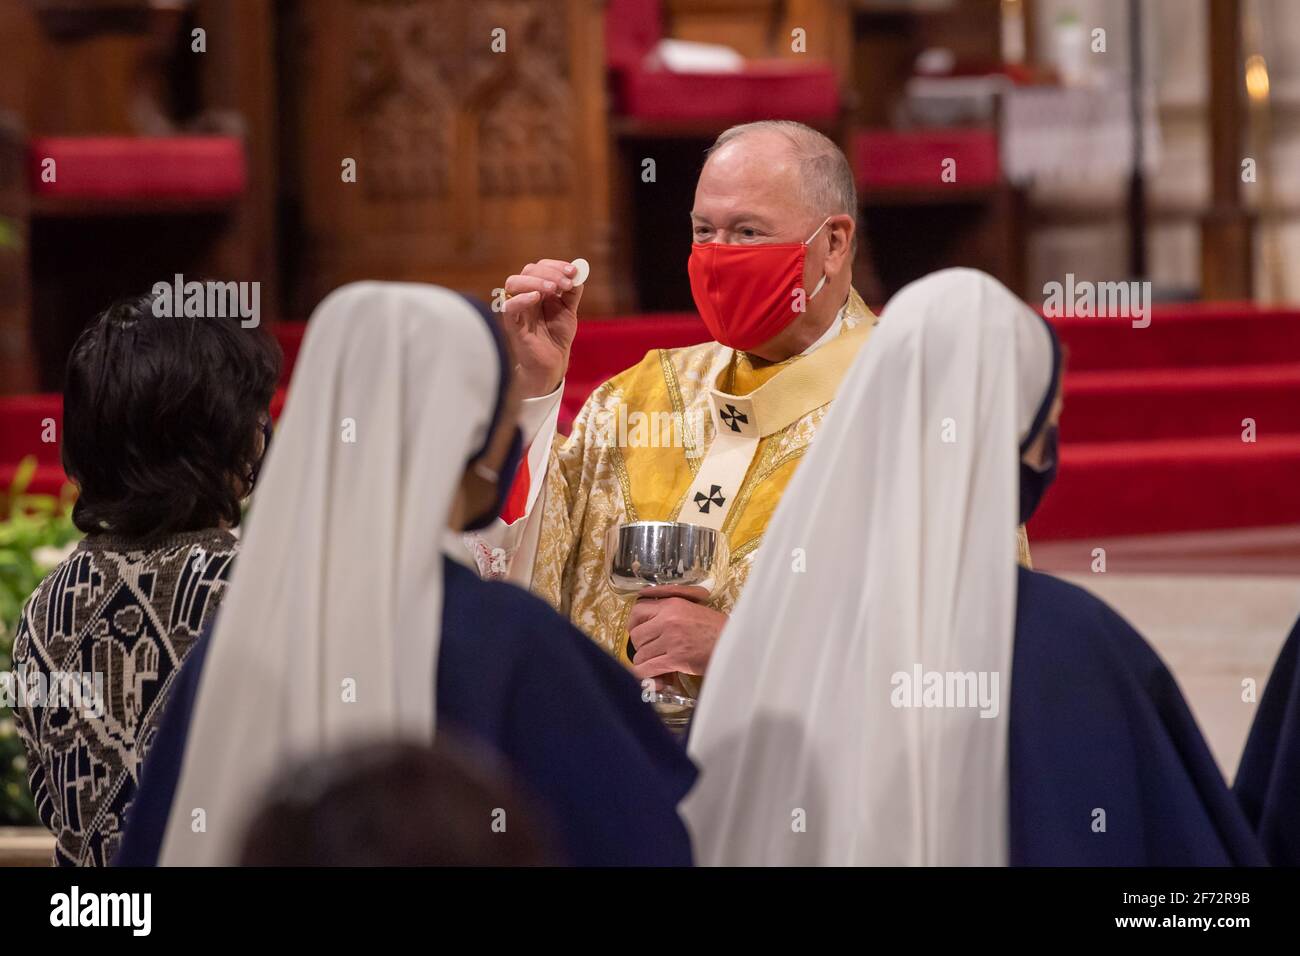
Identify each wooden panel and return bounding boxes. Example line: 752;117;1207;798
664;0;851;73
5;1;278;387
0;117;35;394
0;3;34;391
0;4;39;121
192;0;279;320
785;0;854;78
850;0;1001;127
1201;0;1253;297
27;0;151;35
20;14;160;135
665;0;782;57
284;0;615;318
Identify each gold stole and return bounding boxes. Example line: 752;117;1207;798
678;322;872;530
616;325;870;528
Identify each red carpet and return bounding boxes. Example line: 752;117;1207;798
1035;304;1300;540
3;303;1298;541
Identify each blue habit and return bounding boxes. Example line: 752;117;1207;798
1009;567;1266;866
117;556;697;866
1234;613;1300;865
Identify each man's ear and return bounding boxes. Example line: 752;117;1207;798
826;214;855;271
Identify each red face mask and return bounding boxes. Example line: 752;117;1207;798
688;218;830;352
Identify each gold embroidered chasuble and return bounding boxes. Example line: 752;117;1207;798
529;287;1032;662
529;289;873;661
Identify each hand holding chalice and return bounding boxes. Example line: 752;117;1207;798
605;521;730;734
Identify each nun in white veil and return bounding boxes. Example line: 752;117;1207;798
681;268;1264;867
119;282;696;867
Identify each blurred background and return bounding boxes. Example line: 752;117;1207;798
2;2;1299;371
0;0;1299;832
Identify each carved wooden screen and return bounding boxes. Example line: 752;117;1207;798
285;0;616;317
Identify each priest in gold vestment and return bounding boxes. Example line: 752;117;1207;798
466;121;1029;687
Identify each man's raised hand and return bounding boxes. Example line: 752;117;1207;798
501;259;582;398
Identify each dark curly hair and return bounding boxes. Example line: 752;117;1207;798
62;293;282;538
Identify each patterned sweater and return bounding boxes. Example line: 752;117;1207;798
10;529;237;865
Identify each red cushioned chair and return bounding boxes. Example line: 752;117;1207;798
28;136;246;204
8;2;270;395
19;133;253;391
0;394;66;498
17;132;255;390
855;128;1000;190
605;0;841;127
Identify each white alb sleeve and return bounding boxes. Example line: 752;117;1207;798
461;380;564;583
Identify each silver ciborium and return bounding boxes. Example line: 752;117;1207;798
605;521;730;732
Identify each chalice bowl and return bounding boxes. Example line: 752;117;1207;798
605;521;730;734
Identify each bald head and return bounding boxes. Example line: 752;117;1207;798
707;121;857;223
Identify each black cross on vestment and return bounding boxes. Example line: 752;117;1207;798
719;403;749;433
695;484;726;514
